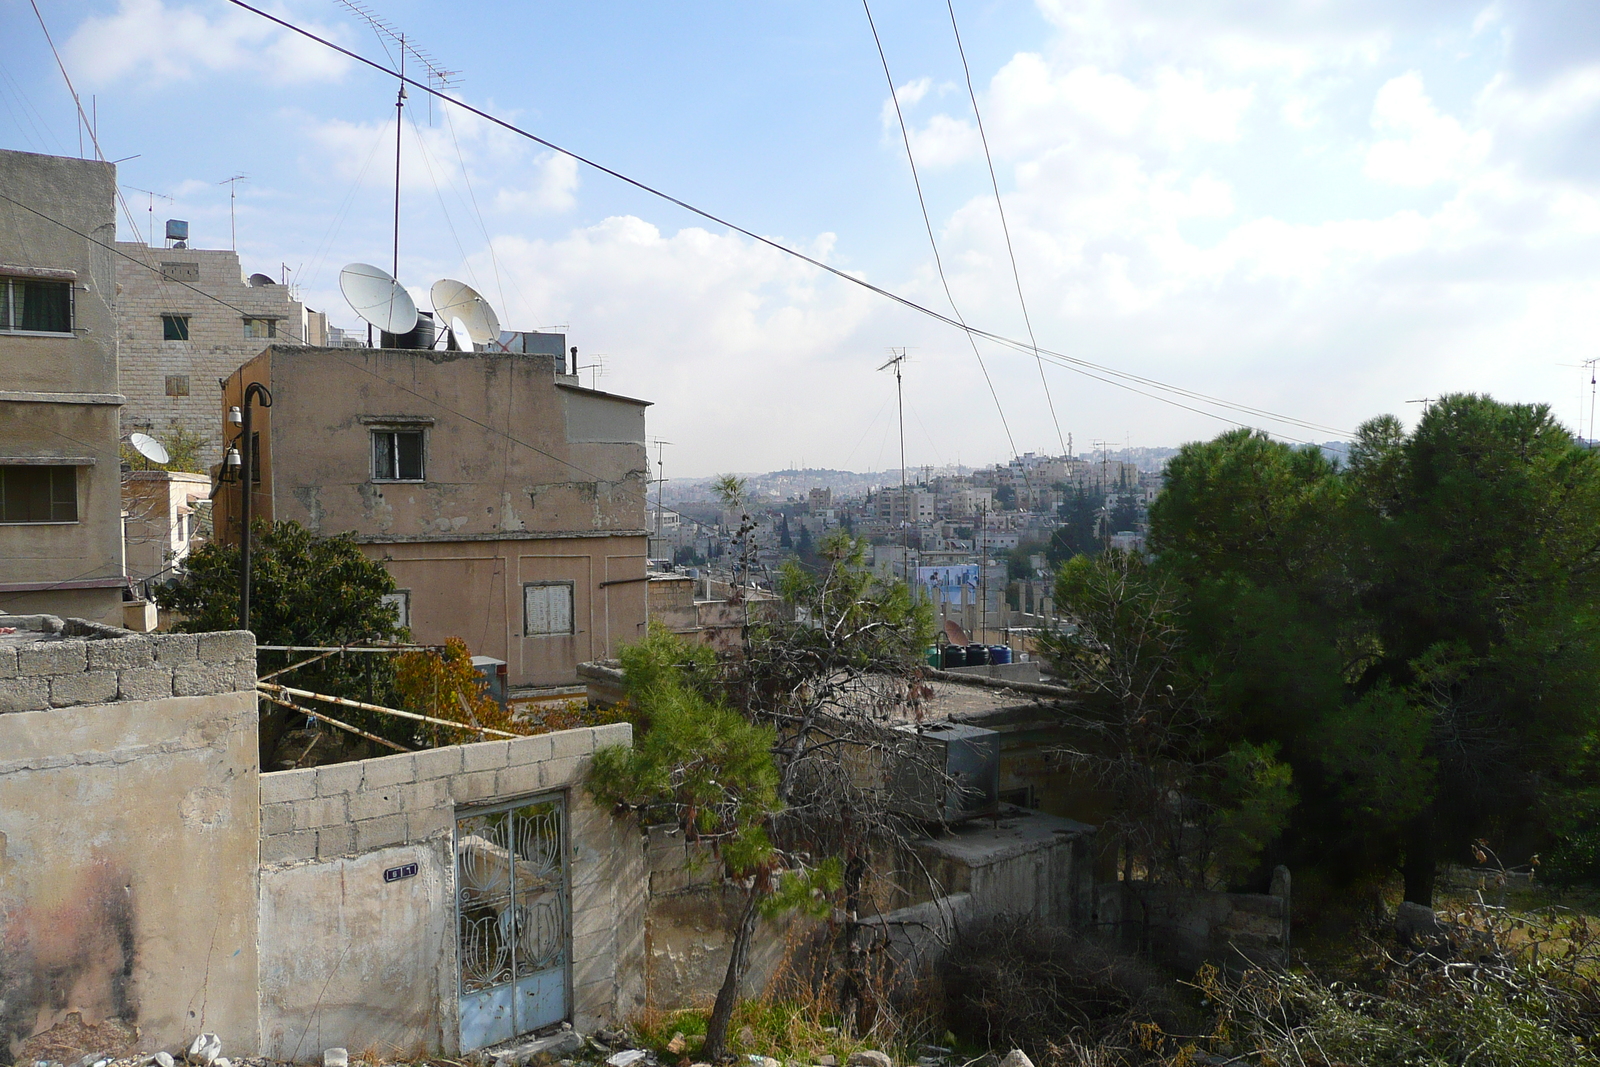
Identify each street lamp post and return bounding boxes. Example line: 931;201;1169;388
229;382;272;632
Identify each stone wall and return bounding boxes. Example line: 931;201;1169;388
0;615;256;713
256;723;646;1060
0;619;260;1063
1096;867;1292;973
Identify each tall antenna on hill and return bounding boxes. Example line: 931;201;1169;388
879;349;910;581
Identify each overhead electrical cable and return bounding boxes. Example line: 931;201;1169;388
860;0;1021;464
29;0;144;241
946;0;1066;458
224;0;1353;444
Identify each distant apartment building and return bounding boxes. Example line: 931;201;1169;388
873;486;935;526
215;338;650;687
944;486;995;519
0;149;126;624
123;469;210;586
114;240;308;468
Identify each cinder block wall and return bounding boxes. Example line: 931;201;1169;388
0;617;260;1061
256;723;646;1060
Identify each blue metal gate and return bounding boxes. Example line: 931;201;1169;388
455;795;569;1052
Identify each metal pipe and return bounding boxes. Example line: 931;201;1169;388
258;690;411;753
259;682;522;738
239;380;271;632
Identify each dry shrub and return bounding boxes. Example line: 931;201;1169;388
395;637;528;745
943;916;1186;1061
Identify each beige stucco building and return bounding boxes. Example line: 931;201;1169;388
113;241;309;469
122;468;210;585
0;149;126;625
216;342;651;687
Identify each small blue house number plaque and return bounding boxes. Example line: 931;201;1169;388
384;862;419;883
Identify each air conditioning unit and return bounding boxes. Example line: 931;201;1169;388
888;721;1000;824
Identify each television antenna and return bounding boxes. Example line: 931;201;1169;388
575;353;606;391
330;0;460;123
121;185;172;248
650;438;674;535
1583;359;1599;444
878;348;910;579
219;174;247;250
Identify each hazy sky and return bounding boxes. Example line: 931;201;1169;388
7;0;1600;475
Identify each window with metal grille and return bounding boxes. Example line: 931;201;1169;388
0;277;73;334
523;582;574;637
0;466;78;523
162;315;190;341
243;318;277;339
371;429;424;481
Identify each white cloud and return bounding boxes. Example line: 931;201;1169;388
494;154;579;215
1365;72;1489;186
64;0;351;86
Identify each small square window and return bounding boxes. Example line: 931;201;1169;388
371;429;424;481
165;375;190;397
523;582;574;636
0;465;77;523
162;315;190;341
244;318;277;339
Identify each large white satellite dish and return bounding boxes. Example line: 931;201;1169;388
450;316;473;353
430;279;500;347
340;262;417;336
129;432;170;467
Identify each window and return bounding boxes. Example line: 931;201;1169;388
371;429;424;481
523;582;574;636
382;590;410;629
0;466;77;523
165;375;190;397
0;277;73;334
162;315;190;341
243;318;277;339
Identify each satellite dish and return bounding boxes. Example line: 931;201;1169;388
247;273;276;287
430;279;500;347
129;432;170;467
450;316;473;352
340;262;417;335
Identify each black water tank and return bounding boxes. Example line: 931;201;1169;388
966;643;990;666
941;644;967;669
381;310;436;350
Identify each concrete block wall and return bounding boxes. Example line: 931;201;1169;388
0;614;256;713
256;723;646;1059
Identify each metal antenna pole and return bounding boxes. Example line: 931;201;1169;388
218;175;247;250
878;349;910;582
238;382;273;633
393;36;406;282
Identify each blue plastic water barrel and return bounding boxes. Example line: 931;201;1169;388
990;645;1012;664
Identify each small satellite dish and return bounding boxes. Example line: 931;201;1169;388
340;262;417;335
430;279;500;347
248;273;276;287
450;316;472;352
129;432;170;467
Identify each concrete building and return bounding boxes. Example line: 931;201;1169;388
114;241;306;468
122;469;210;586
215;340;651;688
0;149;126;625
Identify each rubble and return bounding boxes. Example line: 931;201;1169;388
185;1036;222;1067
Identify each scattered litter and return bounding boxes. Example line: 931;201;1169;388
607;1052;647;1067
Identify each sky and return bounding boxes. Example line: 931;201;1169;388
6;0;1600;476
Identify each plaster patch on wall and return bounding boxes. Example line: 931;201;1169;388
291;486;324;534
179;787;230;831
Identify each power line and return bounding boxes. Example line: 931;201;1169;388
861;0;1021;465
223;0;1353;444
946;0;1066;458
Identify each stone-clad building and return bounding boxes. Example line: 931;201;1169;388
113;241;310;468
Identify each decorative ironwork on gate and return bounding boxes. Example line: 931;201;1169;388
456;796;568;1051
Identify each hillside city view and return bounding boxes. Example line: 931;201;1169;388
4;4;1600;1067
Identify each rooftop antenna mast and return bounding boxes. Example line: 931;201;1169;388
650;438;674;537
878;348;910;583
219;175;247;250
1584;359;1600;445
122;184;172;248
